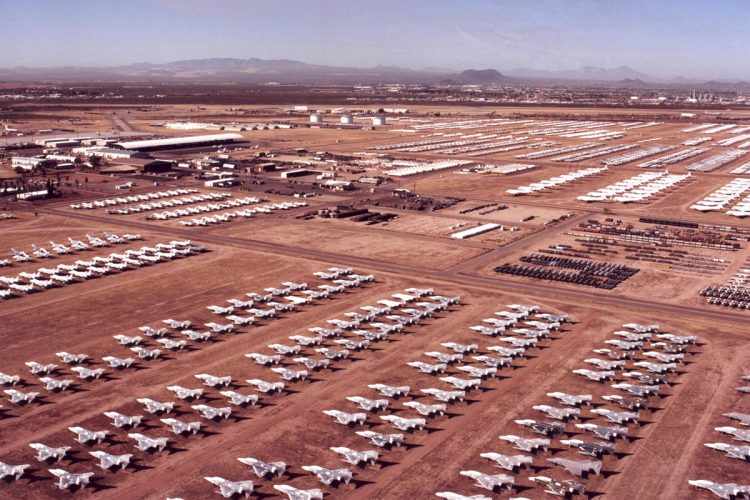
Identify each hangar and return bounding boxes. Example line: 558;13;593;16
114;133;243;152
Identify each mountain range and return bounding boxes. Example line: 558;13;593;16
0;57;747;89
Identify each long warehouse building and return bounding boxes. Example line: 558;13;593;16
114;133;243;152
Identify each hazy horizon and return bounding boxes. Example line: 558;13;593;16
3;0;750;80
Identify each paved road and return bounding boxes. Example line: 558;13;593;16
40;206;750;326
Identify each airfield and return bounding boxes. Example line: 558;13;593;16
1;103;749;499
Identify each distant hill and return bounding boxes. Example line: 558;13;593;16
0;57;748;90
507;65;653;82
450;69;510;84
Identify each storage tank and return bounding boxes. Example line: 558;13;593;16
340;114;353;125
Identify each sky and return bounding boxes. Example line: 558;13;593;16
1;0;749;79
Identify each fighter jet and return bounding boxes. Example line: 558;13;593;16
4;388;38;404
440;376;481;391
246;378;285;393
89;451;132;470
515;419;565;437
613;330;651;342
704;442;750;461
459;470;514;492
479;452;533;472
611;382;660;397
39;377;73;392
69;426;108;444
192;404;231;420
403;401;446;417
573;368;615;382
435;493;491;500
688;479;750;500
29;443;70;462
601;394;646;411
497;336;537;348
130;346;161;360
425;351;464;364
102;356;135;369
356;430;404;448
723;412;750;427
163;319;192;330
207;305;234;315
633;361;677;374
643;351;684;363
55;352;88;364
204;322;235;334
245;352;281;366
591;408;639;425
0;461;29;481
268;344;302;356
533;404;580;421
227;314;255;326
655;333;698;345
715;426;750;443
167;385;204;400
220;391;258;407
584;358;626;371
347;396;389;412
161;417;202;435
330;447;379;466
25;361;58;375
205;476;255;498
604;339;643;351
575;423;629;441
592;348;632;361
368;383;410;398
156;338;187;351
289;335;323;346
137;398;175;414
407;361;447;375
324;409;367;426
103;411;143;428
498;435;550;453
546;392;592;407
291;357;329;371
195;373;232;388
238;457;286;479
334;339;370;351
560;439;615;458
71;366;106;380
0;372;20;386
314;347;350;360
472;355;512;368
457;366;497;379
621;371;668;386
529;476;586;497
440;342;478;354
486;345;525;358
273;484;324;500
129;433;169;452
137;326;167;338
271;367;308;382
49;469;94;490
380;414;426;432
181;330;213;342
302;465;352;486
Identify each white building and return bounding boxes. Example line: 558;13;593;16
372;115;386;126
310;113;323;124
11;156;48;171
340;114;354;125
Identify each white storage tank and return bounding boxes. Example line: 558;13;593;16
340;114;353;125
